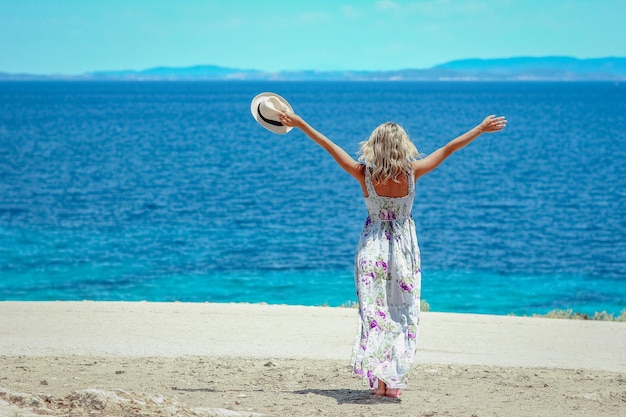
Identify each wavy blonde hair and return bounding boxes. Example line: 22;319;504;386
357;122;421;183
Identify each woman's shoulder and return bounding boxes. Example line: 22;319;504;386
411;160;427;178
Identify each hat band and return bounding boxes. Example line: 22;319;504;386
257;103;284;127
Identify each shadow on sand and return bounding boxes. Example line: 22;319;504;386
171;387;219;393
293;388;400;405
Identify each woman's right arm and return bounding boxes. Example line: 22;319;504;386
278;112;364;181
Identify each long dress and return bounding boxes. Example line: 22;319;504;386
351;167;421;389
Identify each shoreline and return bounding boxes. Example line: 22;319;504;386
1;300;624;371
1;301;625;416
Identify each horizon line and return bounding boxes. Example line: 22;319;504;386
3;55;626;77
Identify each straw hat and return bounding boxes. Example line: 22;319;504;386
250;92;294;134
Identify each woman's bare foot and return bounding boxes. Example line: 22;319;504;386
371;380;387;396
385;388;401;398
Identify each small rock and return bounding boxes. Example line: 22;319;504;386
165;405;180;414
40;380;48;385
264;361;276;367
115;370;125;375
150;395;165;405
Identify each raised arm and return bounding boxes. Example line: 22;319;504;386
278;111;364;180
413;115;507;178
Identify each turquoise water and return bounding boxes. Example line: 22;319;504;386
1;81;625;315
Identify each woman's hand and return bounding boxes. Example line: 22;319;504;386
478;115;507;133
278;111;304;128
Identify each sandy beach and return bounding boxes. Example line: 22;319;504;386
1;301;625;416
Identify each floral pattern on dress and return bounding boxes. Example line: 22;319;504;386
351;167;421;389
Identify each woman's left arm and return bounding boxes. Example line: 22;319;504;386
413;115;507;178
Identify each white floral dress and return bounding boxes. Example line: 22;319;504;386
351;167;421;389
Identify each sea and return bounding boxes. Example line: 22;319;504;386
1;81;624;316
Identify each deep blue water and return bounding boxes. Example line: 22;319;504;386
1;81;625;316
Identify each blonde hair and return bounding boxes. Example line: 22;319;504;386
357;122;421;183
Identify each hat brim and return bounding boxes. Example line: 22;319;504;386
250;92;294;135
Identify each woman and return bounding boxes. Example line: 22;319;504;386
278;110;507;398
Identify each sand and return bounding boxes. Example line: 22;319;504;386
0;301;625;416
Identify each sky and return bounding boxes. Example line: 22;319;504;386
1;0;625;74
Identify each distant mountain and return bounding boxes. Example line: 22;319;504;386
86;65;258;80
0;71;58;81
433;56;626;80
2;57;625;81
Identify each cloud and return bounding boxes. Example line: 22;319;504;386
294;11;330;24
375;0;491;17
341;5;362;20
376;0;400;11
